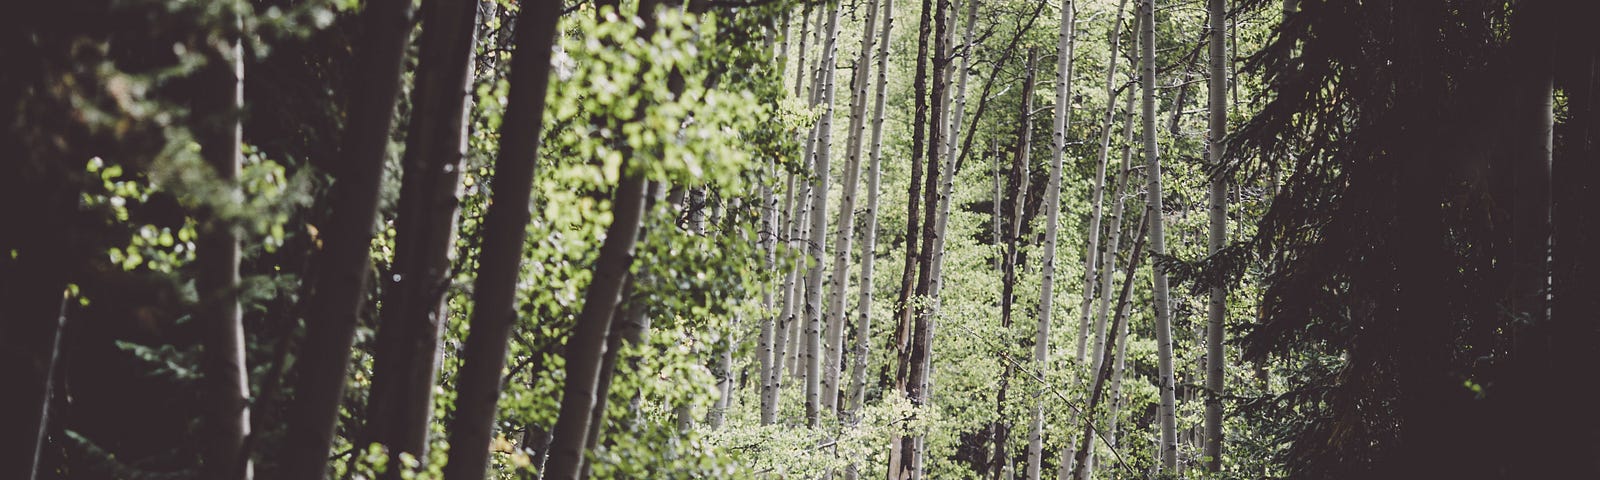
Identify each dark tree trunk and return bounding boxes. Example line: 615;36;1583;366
578;277;650;480
1547;4;1600;475
991;46;1038;480
278;0;415;477
541;170;650;480
887;0;936;407
361;0;480;474
441;3;561;479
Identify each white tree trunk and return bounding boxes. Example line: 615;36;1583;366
803;2;841;427
824;0;881;415
844;3;893;479
1202;0;1229;469
1032;0;1078;478
848;0;894;435
1140;0;1180;471
1103;94;1138;461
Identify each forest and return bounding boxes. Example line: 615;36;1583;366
3;0;1599;478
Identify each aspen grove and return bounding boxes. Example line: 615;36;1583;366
4;0;1599;479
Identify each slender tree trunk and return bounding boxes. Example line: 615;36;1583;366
993;47;1039;480
825;0;880;417
542;169;650;480
1069;216;1149;480
943;0;978;165
887;0;936;471
803;1;841;426
197;15;250;477
994;141;1002;256
759;165;784;425
759;15;791;427
279;0;414;476
1029;0;1079;476
845;5;894;479
1083;0;1131;385
794;2;813;99
768;172;800;423
363;0;480;473
903;0;953;476
1088;81;1138;479
1102;113;1138;467
887;0;935;408
925;0;977;339
580;274;653;480
1140;0;1179;471
441;5;560;479
1201;0;1229;470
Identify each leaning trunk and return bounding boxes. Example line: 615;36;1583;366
441;5;561;479
541;169;650;480
1069;216;1149;480
278;0;415;475
362;0;480;472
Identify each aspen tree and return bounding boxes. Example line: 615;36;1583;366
442;3;561;478
1031;0;1081;475
279;0;415;474
1202;0;1229;469
847;0;894;428
992;47;1039;480
824;0;881;414
803;1;841;426
196;7;249;477
1140;0;1180;470
362;0;480;473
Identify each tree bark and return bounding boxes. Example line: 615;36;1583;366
768;171;800;422
362;0;480;473
759;166;785;425
1029;0;1080;476
845;5;894;476
441;4;561;478
803;1;841;426
197;15;250;477
824;0;880;417
1083;0;1131;387
1202;0;1229;470
886;0;938;470
580;274;653;480
758;15;790;428
924;0;978;352
1069;216;1149;480
542;170;650;480
794;1;814;99
1139;0;1180;471
279;0;415;476
992;47;1039;480
1090;78;1138;479
908;0;953;476
887;0;936;413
